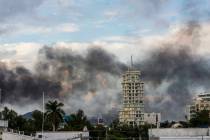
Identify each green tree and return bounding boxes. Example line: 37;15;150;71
190;110;210;127
45;100;65;131
14;115;27;131
2;107;18;129
31;110;43;131
108;120;151;140
64;109;92;131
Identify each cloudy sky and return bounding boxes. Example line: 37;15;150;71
1;0;210;120
0;0;209;66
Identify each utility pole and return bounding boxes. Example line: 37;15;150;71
0;88;2;109
139;135;141;140
105;127;108;140
80;133;83;140
42;92;45;140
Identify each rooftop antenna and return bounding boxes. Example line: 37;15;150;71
131;55;133;70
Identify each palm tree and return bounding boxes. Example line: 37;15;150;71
45;100;65;131
1;107;18;129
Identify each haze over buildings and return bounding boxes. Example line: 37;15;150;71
0;0;210;121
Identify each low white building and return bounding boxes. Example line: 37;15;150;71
149;128;210;140
144;113;161;128
0;120;8;128
35;131;89;140
1;128;89;140
2;131;34;140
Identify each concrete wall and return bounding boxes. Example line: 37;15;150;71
149;128;209;137
2;132;34;140
158;136;210;140
35;131;89;140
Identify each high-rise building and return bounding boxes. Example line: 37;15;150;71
119;57;161;126
119;67;144;126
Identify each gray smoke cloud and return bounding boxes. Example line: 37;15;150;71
1;41;210;120
0;63;61;105
134;0;210;120
139;46;210;120
35;46;127;116
33;36;210;121
0;0;209;121
138;5;209;119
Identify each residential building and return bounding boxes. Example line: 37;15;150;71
0;120;8;139
186;92;210;120
144;113;161;128
119;67;144;126
119;58;161;126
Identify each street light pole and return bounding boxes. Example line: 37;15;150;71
42;92;45;140
105;127;108;140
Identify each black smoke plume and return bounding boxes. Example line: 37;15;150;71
0;63;61;104
1;43;210;120
138;46;210;120
35;46;127;115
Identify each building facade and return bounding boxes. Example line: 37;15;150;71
119;69;144;126
186;92;210;120
144;113;161;128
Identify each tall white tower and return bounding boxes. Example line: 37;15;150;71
119;58;144;126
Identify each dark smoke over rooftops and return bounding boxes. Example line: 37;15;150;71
139;47;210;120
0;64;61;104
35;46;127;115
0;14;209;120
0;44;210;120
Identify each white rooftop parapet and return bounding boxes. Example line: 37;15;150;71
35;131;89;140
149;128;210;139
2;131;34;140
0;120;8;128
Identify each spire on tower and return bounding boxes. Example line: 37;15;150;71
131;55;133;70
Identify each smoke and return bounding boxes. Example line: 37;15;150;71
1;40;210;120
35;46;127;116
137;2;210;119
138;46;210;120
34;35;210;121
0;63;61;105
0;0;209;121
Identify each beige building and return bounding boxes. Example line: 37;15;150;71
119;59;161;126
119;69;144;126
186;92;210;120
144;113;161;128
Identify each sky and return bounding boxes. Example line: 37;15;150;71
0;0;210;120
0;0;209;68
0;0;208;44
